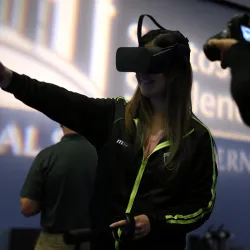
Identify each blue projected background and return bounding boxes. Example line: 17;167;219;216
0;0;250;248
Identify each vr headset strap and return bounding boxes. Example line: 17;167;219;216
137;14;166;46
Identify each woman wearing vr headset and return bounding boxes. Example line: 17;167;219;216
0;15;217;250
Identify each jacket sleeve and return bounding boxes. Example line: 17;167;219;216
146;130;218;233
3;72;116;150
223;41;250;126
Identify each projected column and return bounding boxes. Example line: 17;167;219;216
50;0;80;61
90;0;117;95
35;0;52;46
1;0;29;30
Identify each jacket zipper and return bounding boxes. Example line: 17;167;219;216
115;141;171;250
125;141;171;214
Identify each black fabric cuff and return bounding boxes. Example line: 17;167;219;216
3;71;19;92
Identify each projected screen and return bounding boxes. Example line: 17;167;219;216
0;0;250;247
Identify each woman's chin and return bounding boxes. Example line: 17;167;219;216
140;88;162;99
140;90;153;98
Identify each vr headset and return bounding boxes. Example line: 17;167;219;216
116;14;191;74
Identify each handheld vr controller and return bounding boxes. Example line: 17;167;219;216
112;213;135;242
203;13;250;62
116;14;191;74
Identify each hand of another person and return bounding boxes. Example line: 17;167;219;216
110;214;151;240
207;38;238;63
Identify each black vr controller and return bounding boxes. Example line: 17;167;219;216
63;214;135;246
203;13;250;62
112;213;136;242
63;215;135;246
116;14;190;74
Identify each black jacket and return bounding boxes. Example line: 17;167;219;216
4;73;217;250
223;41;250;126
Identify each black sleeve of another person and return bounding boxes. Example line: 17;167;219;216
223;41;250;126
20;151;45;201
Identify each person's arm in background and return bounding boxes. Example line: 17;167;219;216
208;39;250;126
0;62;115;150
20;151;46;217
